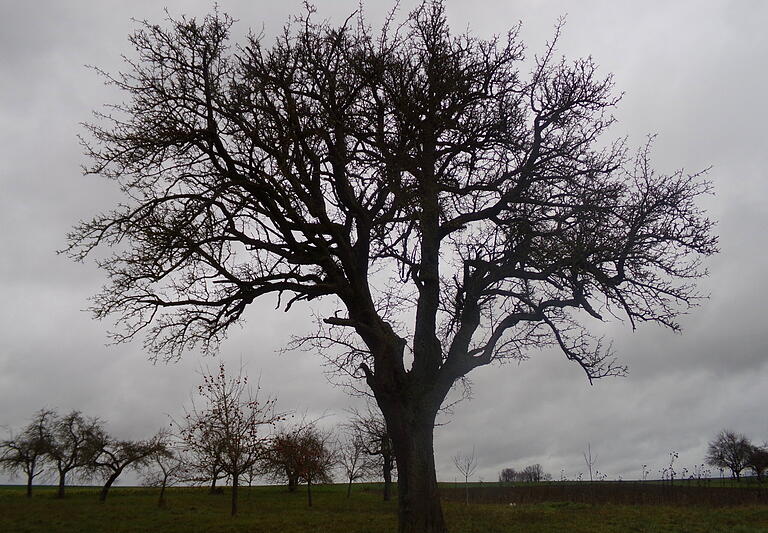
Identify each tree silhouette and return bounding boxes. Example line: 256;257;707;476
89;434;163;502
346;403;396;500
0;409;55;497
140;432;187;507
261;422;335;506
746;444;768;483
177;362;281;515
452;447;477;505
47;410;105;498
337;429;375;498
66;2;717;531
706;430;752;481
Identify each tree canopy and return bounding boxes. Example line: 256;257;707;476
706;430;752;481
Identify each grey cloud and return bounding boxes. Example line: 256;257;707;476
2;0;767;487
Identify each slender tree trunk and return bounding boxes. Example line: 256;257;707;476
464;475;469;505
288;475;298;492
231;473;239;516
25;472;33;498
57;471;67;498
307;478;313;507
99;471;121;502
209;474;218;494
347;478;353;498
158;477;167;508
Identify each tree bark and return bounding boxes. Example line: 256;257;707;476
25;472;33;498
99;471;121;502
387;406;446;533
347;478;353;498
307;478;313;507
383;456;393;502
209;474;218;494
57;471;66;498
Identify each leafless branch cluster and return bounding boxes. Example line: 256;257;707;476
67;2;715;385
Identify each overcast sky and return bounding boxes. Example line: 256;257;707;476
1;0;767;487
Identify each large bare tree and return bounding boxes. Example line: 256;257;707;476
66;2;717;531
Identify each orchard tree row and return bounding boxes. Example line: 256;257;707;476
0;363;396;516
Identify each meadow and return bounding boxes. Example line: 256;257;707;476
2;483;768;533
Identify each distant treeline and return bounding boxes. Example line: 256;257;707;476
493;430;767;486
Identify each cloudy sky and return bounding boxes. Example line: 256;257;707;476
1;0;767;486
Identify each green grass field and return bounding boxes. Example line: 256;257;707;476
1;484;768;532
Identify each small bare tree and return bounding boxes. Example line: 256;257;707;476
261;421;336;506
746;444;768;483
175;422;226;493
141;433;186;507
521;464;546;483
338;430;374;498
178;362;281;515
452;447;477;505
706;430;752;481
296;424;337;507
0;409;55;497
498;467;517;484
347;404;396;501
90;433;163;502
261;425;303;492
48;410;106;498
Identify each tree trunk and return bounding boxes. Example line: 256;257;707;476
307;478;313;507
25;472;33;498
158;478;167;508
388;408;446;533
464;475;469;505
231;473;239;516
383;456;393;501
347;478;353;498
57;471;66;498
209;474;218;494
288;475;298;492
99;471;121;502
